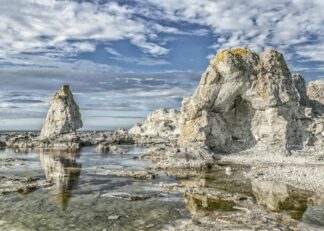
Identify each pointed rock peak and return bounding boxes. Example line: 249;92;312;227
40;85;82;139
58;84;72;96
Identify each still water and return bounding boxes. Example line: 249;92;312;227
0;146;188;230
0;146;323;230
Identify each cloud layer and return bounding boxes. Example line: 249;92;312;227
1;0;323;62
0;0;323;130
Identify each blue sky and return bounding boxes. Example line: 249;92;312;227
0;0;323;130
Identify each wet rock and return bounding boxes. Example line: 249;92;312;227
0;176;53;195
102;192;161;201
40;85;82;139
96;167;156;180
149;147;215;170
37;133;83;150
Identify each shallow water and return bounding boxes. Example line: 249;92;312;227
0;146;188;231
0;146;324;230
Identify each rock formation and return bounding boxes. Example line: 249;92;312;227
307;80;324;104
179;48;324;154
40;85;83;139
129;108;180;143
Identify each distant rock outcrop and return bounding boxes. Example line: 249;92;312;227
178;48;324;154
129;108;180;143
40;85;82;139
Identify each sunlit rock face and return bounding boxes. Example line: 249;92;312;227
307;80;324;105
129;108;180;142
40;85;83;139
179;48;324;153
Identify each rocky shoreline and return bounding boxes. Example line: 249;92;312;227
0;48;323;230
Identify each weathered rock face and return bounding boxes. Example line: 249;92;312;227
40;85;83;139
129;108;180;142
307;80;324;104
179;48;324;153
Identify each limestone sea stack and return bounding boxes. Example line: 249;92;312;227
40;85;83;139
179;48;324;154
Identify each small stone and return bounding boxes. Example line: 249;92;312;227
108;215;120;220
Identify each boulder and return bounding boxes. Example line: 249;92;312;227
40;85;82;139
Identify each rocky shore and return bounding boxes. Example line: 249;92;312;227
0;48;323;230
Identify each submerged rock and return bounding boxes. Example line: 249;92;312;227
96;167;156;180
129;108;180;144
40;85;82;139
178;48;324;154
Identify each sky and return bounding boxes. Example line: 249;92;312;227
0;0;323;130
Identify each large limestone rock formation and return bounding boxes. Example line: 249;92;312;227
307;80;324;104
40;85;83;139
129;108;180;143
179;48;324;154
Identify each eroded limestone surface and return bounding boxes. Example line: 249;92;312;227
307;80;324;104
129;108;180;143
179;48;324;154
40;85;82;139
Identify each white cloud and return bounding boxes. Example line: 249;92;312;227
0;0;171;57
147;0;324;60
105;47;122;57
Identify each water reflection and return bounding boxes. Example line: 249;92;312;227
251;179;324;228
38;149;82;209
176;166;324;229
185;193;236;213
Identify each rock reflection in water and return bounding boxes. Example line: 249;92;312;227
252;179;324;223
38;149;81;209
185;193;236;213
